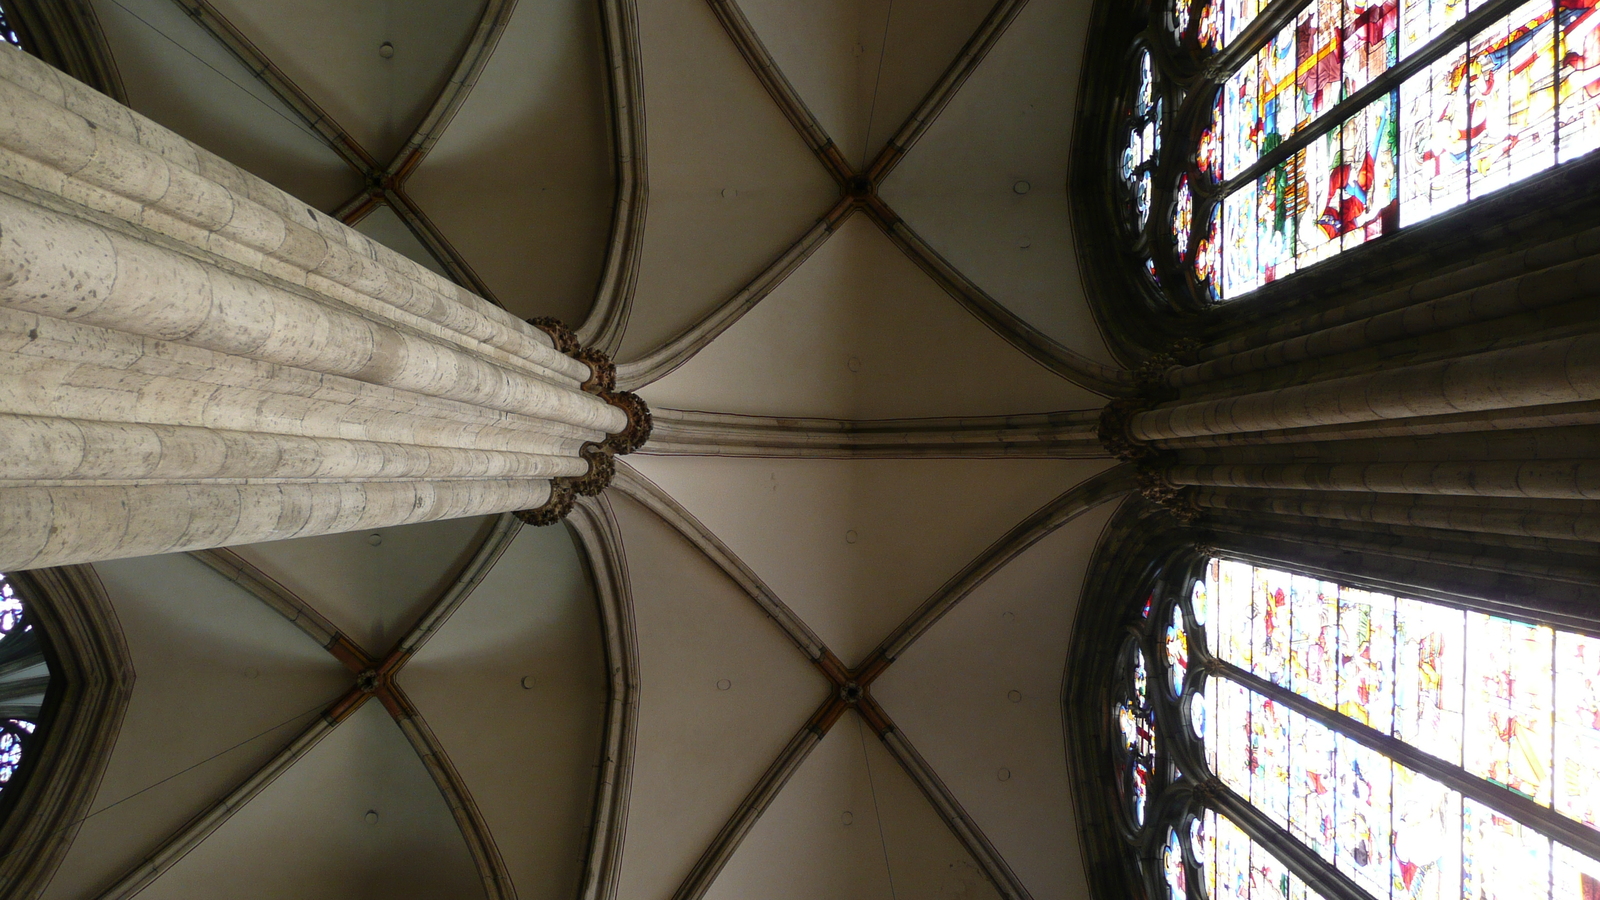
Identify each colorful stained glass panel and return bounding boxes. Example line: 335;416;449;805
1217;559;1255;669
1225;0;1263;47
0;574;20;638
1289;706;1338;861
1169;603;1191;695
1334;733;1393;895
1463;797;1552;899
1175;175;1196;261
1468;0;1559;196
1166;827;1189;899
1399;47;1469;226
1222;180;1261;296
1558;0;1600;163
1214;676;1252;791
1553;843;1600;900
1465;612;1554;802
1392;764;1462;900
1251;691;1292;827
1338;90;1400;250
1224;63;1260;178
1290;574;1339;709
1401;0;1467;56
1395;597;1465;765
1293;128;1344;267
1348;0;1400;93
1252;564;1292;686
1337;585;1396;733
1296;0;1345;131
1555;630;1600;831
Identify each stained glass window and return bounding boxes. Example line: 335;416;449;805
0;5;19;49
1117;638;1159;828
1122;48;1165;234
1114;552;1600;900
0;573;47;796
1124;0;1600;304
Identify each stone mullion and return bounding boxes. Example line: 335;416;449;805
1214;660;1600;863
1203;784;1375;900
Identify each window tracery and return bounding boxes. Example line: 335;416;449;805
1115;552;1600;900
0;573;48;792
0;5;19;49
1121;0;1600;305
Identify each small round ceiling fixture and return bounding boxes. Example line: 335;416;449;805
520;675;536;690
841;810;854;825
716;678;732;691
364;809;380;825
1012;180;1031;194
845;530;859;544
996;767;1012;782
1007;690;1023;703
378;42;395;59
367;533;383;546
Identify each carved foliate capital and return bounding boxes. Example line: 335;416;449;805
516;318;650;525
516;482;575;527
527;316;580;355
571;445;616;497
1097;399;1156;461
576;347;616;392
1135;464;1201;525
602;390;652;455
1132;352;1178;390
1167;337;1202;366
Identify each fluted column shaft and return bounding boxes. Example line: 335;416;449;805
0;45;631;569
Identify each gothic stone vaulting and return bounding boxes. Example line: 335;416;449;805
0;0;1593;898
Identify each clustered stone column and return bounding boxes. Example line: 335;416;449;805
0;44;648;570
1097;221;1600;603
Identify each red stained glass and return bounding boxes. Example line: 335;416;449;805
1466;0;1559;196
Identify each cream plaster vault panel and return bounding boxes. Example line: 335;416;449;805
639;215;1102;419
90;0;363;211
628;455;1115;666
608;492;830;900
735;0;994;171
134;702;482;900
620;0;840;361
353;205;449;277
204;0;487;165
405;0;614;324
232;515;497;658
400;524;608;900
874;499;1124;900
879;0;1116;367
42;553;351;900
703;709;1003;900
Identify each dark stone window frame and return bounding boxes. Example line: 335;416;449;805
0;566;134;900
1070;0;1600;364
1068;499;1600;900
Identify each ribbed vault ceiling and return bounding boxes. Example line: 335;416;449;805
50;0;1122;897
